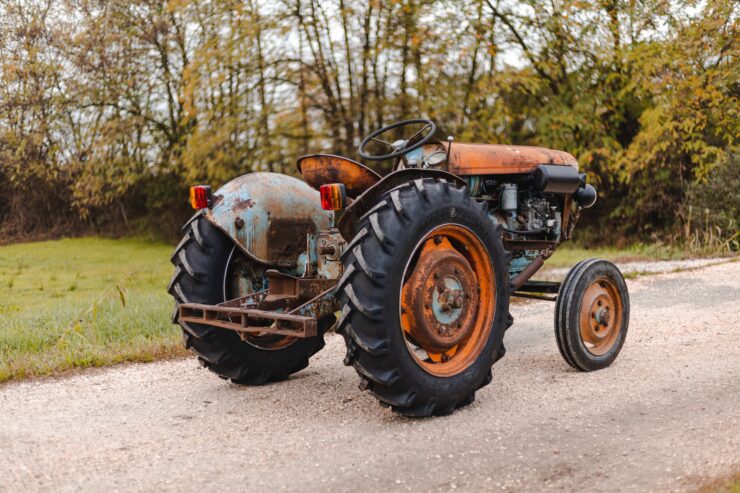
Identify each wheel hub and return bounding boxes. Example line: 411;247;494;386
401;236;479;353
594;305;611;326
436;276;465;314
579;280;621;353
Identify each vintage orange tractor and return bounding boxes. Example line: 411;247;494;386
170;119;629;416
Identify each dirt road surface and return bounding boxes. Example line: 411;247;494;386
2;261;738;493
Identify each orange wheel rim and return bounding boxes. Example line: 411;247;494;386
578;276;623;356
399;224;495;377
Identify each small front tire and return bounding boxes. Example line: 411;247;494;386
555;259;629;371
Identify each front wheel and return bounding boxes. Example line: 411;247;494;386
336;178;511;416
555;259;630;371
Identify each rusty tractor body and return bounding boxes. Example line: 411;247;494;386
171;119;628;416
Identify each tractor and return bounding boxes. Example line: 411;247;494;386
169;119;629;417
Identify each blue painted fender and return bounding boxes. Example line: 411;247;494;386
204;172;334;272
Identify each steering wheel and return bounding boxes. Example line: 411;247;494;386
358;119;437;161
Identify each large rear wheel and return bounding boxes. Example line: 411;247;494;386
337;178;511;416
169;214;334;384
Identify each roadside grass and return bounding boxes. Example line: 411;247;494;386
717;475;740;493
0;237;185;383
543;242;716;269
699;472;740;493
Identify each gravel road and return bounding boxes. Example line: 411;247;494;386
2;260;738;493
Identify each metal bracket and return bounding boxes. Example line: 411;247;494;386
179;273;339;338
264;270;335;303
512;280;561;302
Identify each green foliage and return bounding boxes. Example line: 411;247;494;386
0;0;737;247
0;237;185;382
610;2;739;243
682;152;740;252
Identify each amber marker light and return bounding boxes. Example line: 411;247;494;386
189;185;212;210
319;183;347;211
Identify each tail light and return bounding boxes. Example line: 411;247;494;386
320;183;347;211
189;185;212;210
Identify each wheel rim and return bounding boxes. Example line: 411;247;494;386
578;276;623;356
224;246;296;351
399;224;495;376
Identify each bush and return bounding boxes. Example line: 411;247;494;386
681;152;740;253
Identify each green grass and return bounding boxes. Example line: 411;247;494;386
717;475;740;493
700;473;740;493
0;237;185;383
543;242;713;269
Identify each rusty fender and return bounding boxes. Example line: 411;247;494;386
204;172;333;273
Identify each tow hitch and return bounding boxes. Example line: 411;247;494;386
179;271;338;338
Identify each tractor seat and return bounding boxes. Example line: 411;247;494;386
297;154;381;198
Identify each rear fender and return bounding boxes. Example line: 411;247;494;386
204;172;333;275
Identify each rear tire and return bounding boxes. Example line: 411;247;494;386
336;178;511;417
555;259;629;371
169;213;334;384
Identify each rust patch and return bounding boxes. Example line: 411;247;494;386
180;302;320;338
401;236;479;353
232;198;255;209
264;270;337;303
267;217;313;265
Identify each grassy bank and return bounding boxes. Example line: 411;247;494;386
544;242;711;269
0;238;185;383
